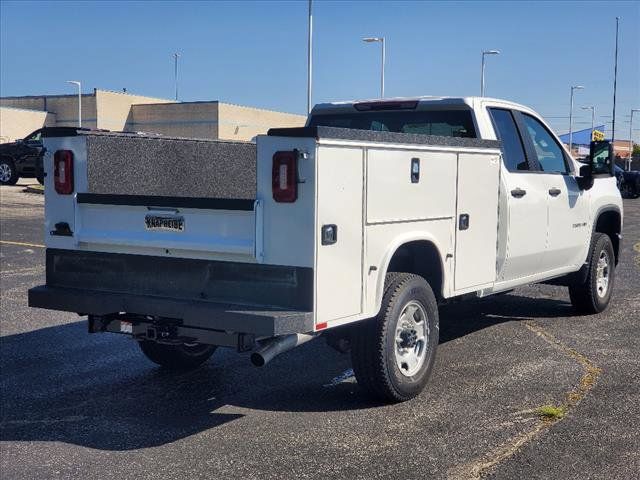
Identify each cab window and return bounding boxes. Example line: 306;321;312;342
308;110;477;138
25;131;42;142
521;114;569;173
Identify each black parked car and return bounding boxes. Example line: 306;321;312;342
614;165;640;199
0;128;46;185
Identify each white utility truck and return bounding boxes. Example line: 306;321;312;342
30;97;622;402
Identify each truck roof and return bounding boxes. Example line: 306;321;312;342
310;96;532;115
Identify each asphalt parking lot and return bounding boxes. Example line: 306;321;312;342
1;180;638;480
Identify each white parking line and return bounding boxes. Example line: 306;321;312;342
0;240;45;248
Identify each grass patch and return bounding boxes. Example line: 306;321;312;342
536;405;566;420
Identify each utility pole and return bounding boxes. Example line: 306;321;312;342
66;80;82;128
362;37;385;98
582;106;595;140
629;109;639;171
568;85;584;154
307;0;313;115
174;52;180;101
480;50;500;97
611;17;620;143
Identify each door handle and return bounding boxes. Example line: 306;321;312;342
511;188;527;198
548;188;561;197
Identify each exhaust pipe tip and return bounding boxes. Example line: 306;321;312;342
250;333;319;367
250;352;266;367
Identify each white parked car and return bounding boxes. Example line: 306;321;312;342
30;97;622;402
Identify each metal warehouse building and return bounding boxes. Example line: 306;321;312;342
0;89;306;143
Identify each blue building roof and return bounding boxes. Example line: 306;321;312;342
558;125;606;145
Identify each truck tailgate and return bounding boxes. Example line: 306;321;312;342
44;132;262;262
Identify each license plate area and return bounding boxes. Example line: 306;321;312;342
145;215;185;232
76;203;257;257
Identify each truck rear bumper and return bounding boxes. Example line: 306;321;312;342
29;249;314;337
28;285;314;337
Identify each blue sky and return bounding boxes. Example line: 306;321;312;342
1;1;638;140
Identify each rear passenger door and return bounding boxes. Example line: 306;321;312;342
518;113;590;271
489;108;548;282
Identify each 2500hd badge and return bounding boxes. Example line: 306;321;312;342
144;215;185;232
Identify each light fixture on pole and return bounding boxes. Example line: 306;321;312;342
568;85;584;153
173;52;180;101
480;50;500;97
362;37;385;98
581;106;595;140
307;0;313;115
66;81;82;128
628;109;639;171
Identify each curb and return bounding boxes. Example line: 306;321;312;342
23;186;44;195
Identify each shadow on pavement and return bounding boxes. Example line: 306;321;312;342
0;293;573;451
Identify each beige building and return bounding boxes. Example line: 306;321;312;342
130;101;306;141
0;106;56;143
0;89;306;143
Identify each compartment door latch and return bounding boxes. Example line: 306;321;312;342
458;214;470;231
321;224;338;245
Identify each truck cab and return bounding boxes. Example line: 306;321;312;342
0;128;46;185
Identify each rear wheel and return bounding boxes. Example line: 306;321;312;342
351;273;439;403
138;341;216;370
569;233;615;314
0;158;19;185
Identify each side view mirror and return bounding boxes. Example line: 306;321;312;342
577;140;613;190
577;164;594;190
589;140;614;176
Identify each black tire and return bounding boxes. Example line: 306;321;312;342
0;158;19;186
620;182;633;199
138;341;216;370
351;273;439;403
569;233;615;314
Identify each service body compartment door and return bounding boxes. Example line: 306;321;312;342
366;149;457;223
315;146;364;323
454;152;501;291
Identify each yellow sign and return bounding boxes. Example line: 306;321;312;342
592;130;605;141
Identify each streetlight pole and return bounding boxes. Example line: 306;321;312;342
174;53;180;101
611;17;620;143
629;109;639;171
307;0;313;115
363;37;385;98
568;85;584;154
66;81;81;128
480;50;500;97
582;106;595;140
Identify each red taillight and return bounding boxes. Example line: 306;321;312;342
54;150;74;195
272;151;297;202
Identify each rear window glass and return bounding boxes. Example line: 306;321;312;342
308;110;477;138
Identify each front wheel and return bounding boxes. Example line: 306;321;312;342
138;341;216;370
620;182;633;199
569;233;615;314
0;158;19;185
351;273;439;403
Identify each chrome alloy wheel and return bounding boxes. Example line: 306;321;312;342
394;300;430;377
596;250;610;298
0;163;11;183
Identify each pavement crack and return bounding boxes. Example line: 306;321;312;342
449;320;602;480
